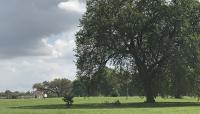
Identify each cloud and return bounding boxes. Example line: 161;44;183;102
0;0;84;59
0;56;76;91
0;0;86;91
0;30;78;91
58;0;86;13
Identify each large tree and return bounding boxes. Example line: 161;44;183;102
76;0;200;103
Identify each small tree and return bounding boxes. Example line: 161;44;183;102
63;95;74;108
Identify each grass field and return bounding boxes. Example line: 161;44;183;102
1;97;200;114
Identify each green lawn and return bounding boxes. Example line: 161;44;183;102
1;97;200;114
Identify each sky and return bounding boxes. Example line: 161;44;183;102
0;0;86;92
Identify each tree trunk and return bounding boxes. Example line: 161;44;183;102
175;94;181;99
56;91;60;97
143;74;156;103
136;60;156;103
145;91;155;103
175;89;182;99
126;87;129;100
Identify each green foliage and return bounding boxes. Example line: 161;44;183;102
62;95;74;108
33;78;72;97
0;90;34;99
72;79;87;97
75;0;200;103
32;83;45;91
72;67;138;97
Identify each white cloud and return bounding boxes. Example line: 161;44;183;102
0;0;86;91
49;39;74;58
58;0;86;13
0;29;78;91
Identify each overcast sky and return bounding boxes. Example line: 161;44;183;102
0;0;86;91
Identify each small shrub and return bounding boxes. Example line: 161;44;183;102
63;95;74;108
113;100;121;106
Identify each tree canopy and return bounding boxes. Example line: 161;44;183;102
33;78;72;97
76;0;200;103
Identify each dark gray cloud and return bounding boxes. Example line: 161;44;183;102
0;0;83;58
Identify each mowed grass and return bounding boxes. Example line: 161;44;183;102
1;97;200;114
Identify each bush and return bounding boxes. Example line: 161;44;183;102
113;100;121;106
62;95;74;108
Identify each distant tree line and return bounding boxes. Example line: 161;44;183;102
0;90;33;99
2;66;200;99
32;65;200;99
72;67;200;99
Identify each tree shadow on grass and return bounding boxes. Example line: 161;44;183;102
10;102;200;109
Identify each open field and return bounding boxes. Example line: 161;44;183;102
1;97;200;114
